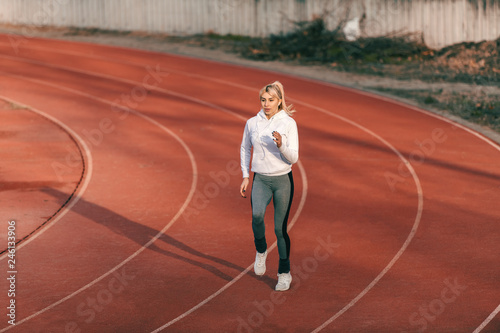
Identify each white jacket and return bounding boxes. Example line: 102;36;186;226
240;109;299;178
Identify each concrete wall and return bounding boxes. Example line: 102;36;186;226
0;0;499;49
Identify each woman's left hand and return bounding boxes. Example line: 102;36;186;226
272;131;282;148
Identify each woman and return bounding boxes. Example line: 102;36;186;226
240;81;299;291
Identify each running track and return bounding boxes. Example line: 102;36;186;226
0;35;499;333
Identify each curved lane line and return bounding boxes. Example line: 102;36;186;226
1;51;423;332
472;304;500;333
167;61;498;333
0;95;93;261
130;76;423;330
150;161;308;332
1;39;497;151
0;53;423;331
304;101;424;332
0;74;198;332
154;62;498;333
294;77;499;333
0;64;307;332
138;79;423;331
0;54;247;122
2;45;498;151
2;42;497;332
0;68;307;331
294;74;500;152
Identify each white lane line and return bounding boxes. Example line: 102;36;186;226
294;73;500;152
298;76;499;332
1;51;420;332
0;95;93;261
0;54;309;332
409;105;500;152
142;80;423;331
0;73;198;332
112;46;497;333
0;53;247;122
305;101;424;332
473;304;500;333
1;38;497;152
4;38;497;152
150;161;308;333
129;76;423;331
2;41;497;332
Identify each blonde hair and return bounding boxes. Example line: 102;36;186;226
259;81;296;117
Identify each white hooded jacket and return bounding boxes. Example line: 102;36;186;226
240;109;299;178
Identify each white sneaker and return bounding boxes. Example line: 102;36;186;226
254;250;267;276
275;272;292;291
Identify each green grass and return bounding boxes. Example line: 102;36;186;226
238;18;429;65
204;33;253;42
220;17;499;86
65;27;132;36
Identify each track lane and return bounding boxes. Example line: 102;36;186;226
0;99;86;255
0;58;308;330
0;50;418;332
0;75;199;332
1;35;499;332
0;57;308;332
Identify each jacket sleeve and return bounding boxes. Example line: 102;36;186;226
240;121;252;178
278;120;299;164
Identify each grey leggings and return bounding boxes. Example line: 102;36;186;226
251;172;294;273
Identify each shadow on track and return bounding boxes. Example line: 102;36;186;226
42;187;276;289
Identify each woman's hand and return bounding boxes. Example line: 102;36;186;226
240;177;249;198
272;131;282;148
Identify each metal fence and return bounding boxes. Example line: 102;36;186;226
0;0;499;49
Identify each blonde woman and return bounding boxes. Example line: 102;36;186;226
240;81;299;291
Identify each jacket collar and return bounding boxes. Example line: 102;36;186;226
258;109;286;121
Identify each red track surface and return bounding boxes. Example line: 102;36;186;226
0;35;499;333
